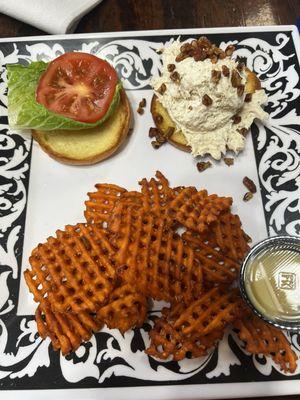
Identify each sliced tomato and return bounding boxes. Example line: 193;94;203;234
36;52;118;123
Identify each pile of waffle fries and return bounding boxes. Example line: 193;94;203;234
24;171;297;373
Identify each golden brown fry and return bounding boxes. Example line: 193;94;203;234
196;211;251;262
25;224;116;313
138;170;175;215
27;170;297;371
146;304;224;361
182;230;240;284
234;312;298;373
173;287;244;335
36;299;102;355
84;183;127;225
109;205;203;303
97;284;148;333
170;188;232;233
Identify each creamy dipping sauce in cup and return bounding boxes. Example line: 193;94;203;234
240;236;300;331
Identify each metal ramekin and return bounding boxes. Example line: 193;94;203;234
240;235;300;331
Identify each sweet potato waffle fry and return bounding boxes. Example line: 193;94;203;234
170;187;232;233
182;230;240;283
139;170;175;214
97;284;148;333
24;170;298;374
147;317;224;361
173;287;244;335
146;304;224;361
36;299;102;355
85;183;127;225
234;312;298;373
109;203;203;303
25;224;116;313
195;211;251;262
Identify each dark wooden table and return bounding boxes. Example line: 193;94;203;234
0;1;299;399
0;0;299;37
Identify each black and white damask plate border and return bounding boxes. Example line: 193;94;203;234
0;26;300;399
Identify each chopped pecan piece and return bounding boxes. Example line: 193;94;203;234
211;70;221;84
196;161;212;172
156;132;167;144
151;140;161;149
197;36;212;48
243;177;257;193
211;55;218;64
231;69;242;88
245;93;252;102
202;94;213;106
243;192;253;202
139;98;146;108
170;71;181;83
167;64;176;72
207;47;214;57
222;65;230;77
149;127;160;138
175;53;187;62
224;157;234;166
225;45;235;57
237;127;248;136
213;46;223;55
149;124;173;148
237;84;245;97
157;83;167;94
180;42;193;53
193;48;207;61
231;114;241;124
137;107;144;115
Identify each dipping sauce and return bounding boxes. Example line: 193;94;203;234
240;236;300;331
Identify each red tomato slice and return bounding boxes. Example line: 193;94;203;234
36;52;118;123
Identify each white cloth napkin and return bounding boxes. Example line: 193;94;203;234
0;0;103;35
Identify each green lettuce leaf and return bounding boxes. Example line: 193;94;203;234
7;61;121;131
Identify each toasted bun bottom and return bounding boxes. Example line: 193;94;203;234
32;90;131;165
151;70;261;153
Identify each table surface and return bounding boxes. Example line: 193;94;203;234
0;1;299;400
